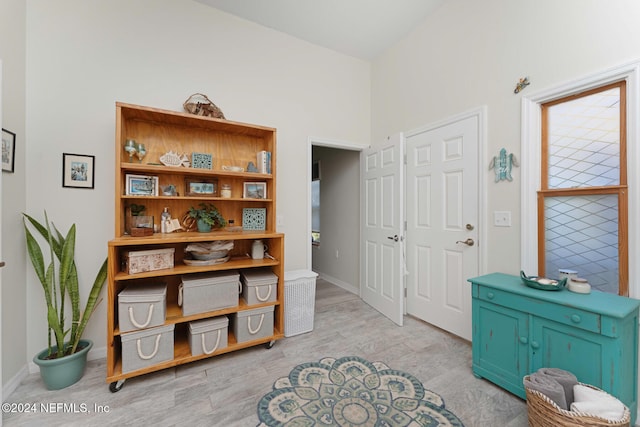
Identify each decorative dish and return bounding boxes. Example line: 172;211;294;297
520;270;567;291
183;255;230;266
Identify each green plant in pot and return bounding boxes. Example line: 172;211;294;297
188;202;227;232
23;212;108;390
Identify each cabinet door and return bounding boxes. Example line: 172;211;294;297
530;317;604;389
473;300;528;398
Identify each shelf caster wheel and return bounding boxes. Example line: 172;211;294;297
109;379;125;393
266;340;276;349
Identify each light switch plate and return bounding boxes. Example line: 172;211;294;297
494;211;512;227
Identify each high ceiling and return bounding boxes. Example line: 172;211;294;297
195;0;445;60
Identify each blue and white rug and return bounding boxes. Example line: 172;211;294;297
257;356;465;427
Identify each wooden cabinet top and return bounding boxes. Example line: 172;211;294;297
468;272;640;318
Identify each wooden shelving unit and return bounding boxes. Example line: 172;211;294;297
106;102;284;390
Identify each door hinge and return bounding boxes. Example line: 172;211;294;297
404;154;407;165
404;221;407;231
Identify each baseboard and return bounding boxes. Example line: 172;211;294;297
3;365;28;401
315;272;359;295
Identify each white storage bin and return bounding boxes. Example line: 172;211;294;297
118;283;167;333
240;268;278;305
121;324;174;373
188;316;229;357
234;306;274;343
284;270;318;337
179;270;240;316
122;248;175;274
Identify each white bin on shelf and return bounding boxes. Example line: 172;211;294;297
284;270;318;337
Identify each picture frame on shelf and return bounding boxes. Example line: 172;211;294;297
243;182;267;199
125;174;158;196
62;153;95;189
185;177;218;197
2;128;16;173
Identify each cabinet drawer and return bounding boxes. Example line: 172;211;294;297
477;286;601;334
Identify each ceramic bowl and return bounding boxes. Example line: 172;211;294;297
188;249;229;260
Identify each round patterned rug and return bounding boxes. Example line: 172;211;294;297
257;356;465;427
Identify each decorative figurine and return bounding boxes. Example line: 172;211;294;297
489;148;519;182
514;77;530;94
159;151;190;167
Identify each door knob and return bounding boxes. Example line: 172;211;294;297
456;238;474;246
387;235;399;242
466;224;474;230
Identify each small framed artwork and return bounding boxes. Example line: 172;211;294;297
2;128;16;173
243;182;267;199
62;153;95;189
185;177;218;196
125;174;158;196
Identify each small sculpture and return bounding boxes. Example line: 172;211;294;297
159;151;190;167
514;77;530;94
489;148;519;182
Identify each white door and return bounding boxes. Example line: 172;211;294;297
360;134;404;326
405;113;480;341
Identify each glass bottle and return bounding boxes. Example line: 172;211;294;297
221;184;232;198
161;207;171;233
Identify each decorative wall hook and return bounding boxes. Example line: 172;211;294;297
514;77;530;94
489;148;519;182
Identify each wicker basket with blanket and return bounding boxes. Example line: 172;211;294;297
524;374;630;427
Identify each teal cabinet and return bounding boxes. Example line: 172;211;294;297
469;273;639;424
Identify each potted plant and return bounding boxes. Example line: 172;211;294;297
23;212;108;390
188;202;227;232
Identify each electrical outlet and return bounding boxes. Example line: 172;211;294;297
494;211;512;227
276;215;284;226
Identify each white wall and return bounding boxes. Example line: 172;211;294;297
24;0;370;365
0;0;27;392
371;0;640;276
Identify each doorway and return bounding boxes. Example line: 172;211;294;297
307;138;367;294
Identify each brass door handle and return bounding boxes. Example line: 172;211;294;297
456;238;474;246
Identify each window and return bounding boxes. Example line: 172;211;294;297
539;81;627;295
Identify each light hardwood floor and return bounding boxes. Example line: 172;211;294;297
3;279;527;426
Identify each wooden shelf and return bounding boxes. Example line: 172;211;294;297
113;299;280;336
107;328;285;382
106;102;284;389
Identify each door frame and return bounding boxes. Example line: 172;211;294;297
306;136;369;271
403;106;489;277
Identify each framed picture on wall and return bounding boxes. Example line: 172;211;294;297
2;128;16;173
62;153;95;189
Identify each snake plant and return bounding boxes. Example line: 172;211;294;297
23;212;107;359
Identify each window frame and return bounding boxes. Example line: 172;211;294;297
538;81;628;295
521;61;640;297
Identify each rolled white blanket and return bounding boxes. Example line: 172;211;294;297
524;372;567;410
571;384;626;422
537;367;578;405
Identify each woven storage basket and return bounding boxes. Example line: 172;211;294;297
183;93;225;119
524;376;630;427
